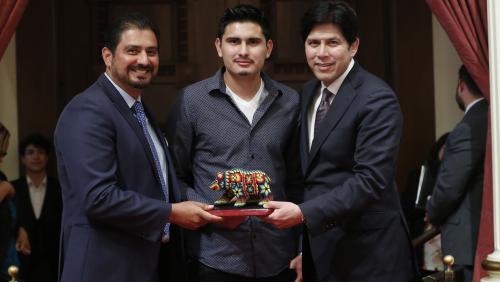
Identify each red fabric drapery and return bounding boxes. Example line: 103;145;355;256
426;1;491;281
0;0;29;60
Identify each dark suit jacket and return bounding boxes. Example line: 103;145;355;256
54;74;184;282
11;176;62;282
427;99;488;266
299;63;415;282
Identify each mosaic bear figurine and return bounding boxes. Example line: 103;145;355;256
210;169;273;207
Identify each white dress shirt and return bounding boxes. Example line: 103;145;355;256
307;59;355;149
465;97;485;114
27;175;47;219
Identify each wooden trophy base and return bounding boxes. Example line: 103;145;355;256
209;203;273;217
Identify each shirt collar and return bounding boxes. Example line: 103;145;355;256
26;175;47;187
465;97;485;114
104;73;141;108
207;68;280;97
322;59;355;95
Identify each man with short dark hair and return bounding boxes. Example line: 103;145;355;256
263;1;416;281
11;134;61;282
54;12;221;282
167;4;302;282
427;65;488;282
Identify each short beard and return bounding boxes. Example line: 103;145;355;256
455;91;465;111
130;80;150;89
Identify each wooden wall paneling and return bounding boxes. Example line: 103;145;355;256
187;0;225;81
391;0;435;189
14;0;436;187
60;0;92;108
16;0;60;175
224;0;246;8
237;0;261;6
354;0;392;83
267;0;313;90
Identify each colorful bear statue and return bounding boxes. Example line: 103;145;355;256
210;169;272;207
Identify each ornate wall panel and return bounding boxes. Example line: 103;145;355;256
16;0;435;188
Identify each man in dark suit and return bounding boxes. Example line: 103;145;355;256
427;65;488;282
263;2;416;281
11;134;62;282
54;13;221;282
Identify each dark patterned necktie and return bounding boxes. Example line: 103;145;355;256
314;88;334;134
132;101;170;239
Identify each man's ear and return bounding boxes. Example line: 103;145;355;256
349;38;360;57
102;47;113;68
215;38;223;58
266;39;274;59
459;80;466;92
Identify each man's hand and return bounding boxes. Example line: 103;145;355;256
169;201;222;230
16;227;31;255
261;201;304;229
0;181;15;202
217;216;248;229
290;254;303;282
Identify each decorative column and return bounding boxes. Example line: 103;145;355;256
482;0;500;280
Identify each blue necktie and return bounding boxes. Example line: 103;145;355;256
132;101;170;239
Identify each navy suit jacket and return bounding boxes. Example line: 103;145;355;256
54;74;183;282
12;176;62;282
299;63;415;282
427;99;488;265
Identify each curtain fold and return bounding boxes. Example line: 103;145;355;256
426;1;491;281
0;0;29;60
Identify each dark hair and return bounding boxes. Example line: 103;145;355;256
217;4;271;41
459;65;482;97
0;122;10;153
19;133;52;156
301;1;358;44
104;12;160;54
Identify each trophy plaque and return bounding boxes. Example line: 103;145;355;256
209;169;273;217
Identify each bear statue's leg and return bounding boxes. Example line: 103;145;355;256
258;183;272;206
214;189;233;205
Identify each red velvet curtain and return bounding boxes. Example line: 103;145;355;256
0;0;29;60
426;1;491;281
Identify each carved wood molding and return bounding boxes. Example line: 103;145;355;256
88;0;189;84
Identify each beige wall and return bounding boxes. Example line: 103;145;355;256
0;35;19;179
432;16;463;140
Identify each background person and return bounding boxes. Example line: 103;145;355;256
0;123;30;278
427;65;488;282
12;133;62;282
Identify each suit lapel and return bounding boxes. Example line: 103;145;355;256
38;178;51;221
19;178;37;224
300;80;321;173
97;75;161;185
38;175;57;221
307;65;360;170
